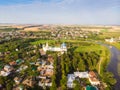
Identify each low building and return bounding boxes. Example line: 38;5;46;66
9;61;16;66
88;77;100;85
105;38;115;43
47;55;54;63
0;70;10;76
40;49;46;56
16;65;28;72
14;77;23;84
38;79;52;87
22;77;36;87
74;71;89;78
4;65;13;72
88;71;100;85
44;68;53;76
67;74;75;88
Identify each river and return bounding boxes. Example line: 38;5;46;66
107;46;120;90
97;42;120;90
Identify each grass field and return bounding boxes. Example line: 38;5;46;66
98;32;120;39
74;44;103;52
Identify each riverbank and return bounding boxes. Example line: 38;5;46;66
99;46;111;76
110;42;120;50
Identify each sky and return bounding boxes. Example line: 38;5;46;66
0;0;120;25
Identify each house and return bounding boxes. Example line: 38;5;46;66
74;71;89;78
4;65;13;72
38;79;52;87
47;55;54;63
89;71;96;78
67;74;75;88
16;65;28;72
88;71;100;85
0;70;10;76
38;81;44;87
40;49;46;56
37;66;44;71
22;77;36;87
40;70;45;76
44;68;53;76
44;79;52;86
13;85;24;90
0;65;13;76
105;38;115;43
41;60;46;66
9;61;16;66
88;77;100;85
14;77;23;84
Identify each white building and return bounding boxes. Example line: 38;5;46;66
0;70;10;76
105;38;115;43
43;43;67;53
67;74;75;88
67;71;100;88
74;71;89;78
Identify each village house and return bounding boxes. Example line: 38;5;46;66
44;68;53;76
47;55;54;63
16;65;28;72
38;78;52;87
22;77;36;87
14;77;23;85
40;49;46;56
4;65;13;72
9;61;16;66
0;64;13;77
88;71;100;85
0;70;10;76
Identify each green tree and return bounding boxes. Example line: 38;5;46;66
102;72;116;88
50;80;57;90
60;74;67;90
73;80;81;90
78;59;86;71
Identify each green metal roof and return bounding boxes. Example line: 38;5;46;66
86;85;97;90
